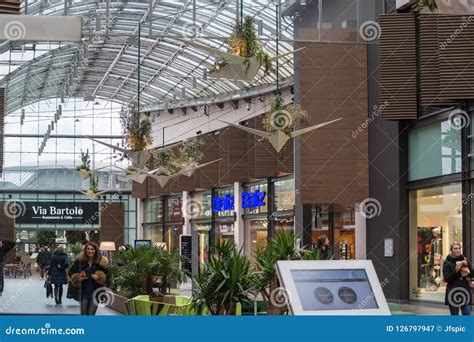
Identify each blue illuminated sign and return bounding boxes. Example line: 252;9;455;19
212;190;266;212
242;190;266;209
212;194;235;212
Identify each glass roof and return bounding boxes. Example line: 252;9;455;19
0;0;295;115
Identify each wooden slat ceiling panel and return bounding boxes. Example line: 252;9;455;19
0;0;20;14
379;13;418;120
419;15;457;108
437;15;474;100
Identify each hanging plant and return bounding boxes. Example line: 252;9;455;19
210;16;273;76
413;0;438;13
175;138;204;167
75;149;91;179
262;94;309;135
153;150;180;175
88;176;99;194
120;105;153;152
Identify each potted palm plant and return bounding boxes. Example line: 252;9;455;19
253;230;325;315
191;240;255;315
75;149;91;179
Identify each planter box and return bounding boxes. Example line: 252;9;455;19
107;293;129;315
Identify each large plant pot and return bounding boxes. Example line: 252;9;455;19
107;292;129;314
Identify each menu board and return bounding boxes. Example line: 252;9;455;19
180;235;192;273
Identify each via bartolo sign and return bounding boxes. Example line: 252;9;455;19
14;202;100;225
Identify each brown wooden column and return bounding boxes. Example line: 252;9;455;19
0;201;16;263
100;202;125;247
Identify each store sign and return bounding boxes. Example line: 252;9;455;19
15;202;100;225
212;195;234;212
212;190;266;212
242;190;266;209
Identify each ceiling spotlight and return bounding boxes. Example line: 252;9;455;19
196;130;202;135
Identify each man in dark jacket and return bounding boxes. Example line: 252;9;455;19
37;247;52;279
443;242;473;315
0;239;16;296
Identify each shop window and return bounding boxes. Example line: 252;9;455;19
214;187;234;218
409;183;462;302
191;192;212;219
194;223;211;270
409;119;461;181
274;178;295;212
143;198;163;224
166;196;182;221
244;183;268;215
165;225;182;252
274;217;294;233
247;219;268;256
143;224;163;244
216;222;235;245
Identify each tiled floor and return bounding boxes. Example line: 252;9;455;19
0;276;120;315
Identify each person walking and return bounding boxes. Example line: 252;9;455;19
68;242;109;315
48;246;68;305
443;242;472;316
0;239;16;296
37;247;52;279
316;235;333;260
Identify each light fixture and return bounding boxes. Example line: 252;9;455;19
99;241;116;264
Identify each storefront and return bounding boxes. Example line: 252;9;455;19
311;204;358;260
143;195;183;252
407;115;464;303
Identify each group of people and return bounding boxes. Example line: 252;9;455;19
1;239;109;316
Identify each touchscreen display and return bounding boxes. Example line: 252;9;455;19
290;269;379;311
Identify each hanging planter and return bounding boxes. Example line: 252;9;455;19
221;95;342;152
413;0;438;13
80;176;108;201
148;139;221;188
208;16;272;80
179;16;302;81
75;149;91;180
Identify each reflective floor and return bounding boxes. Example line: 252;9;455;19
0;277;119;315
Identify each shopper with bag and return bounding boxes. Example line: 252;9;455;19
48;246;68;305
37;247;52;279
443;242;473;315
68;242;109;315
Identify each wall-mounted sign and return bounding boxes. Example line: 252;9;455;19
212;194;234;212
241;190;266;209
135;240;152;248
15;202;100;225
212;190;266;212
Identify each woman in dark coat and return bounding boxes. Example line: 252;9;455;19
68;242;109;316
48;246;68;305
443;242;473;315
